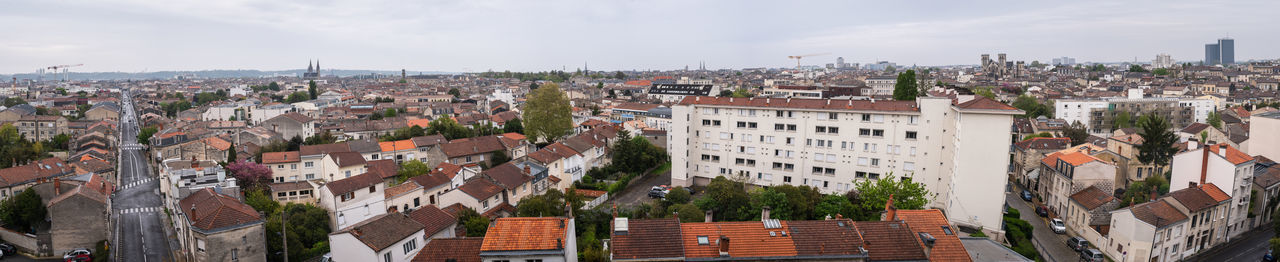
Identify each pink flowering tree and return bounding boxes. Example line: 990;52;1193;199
226;160;273;191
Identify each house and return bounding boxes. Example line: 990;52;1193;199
379;139;418;164
366;159;402;185
410;135;449;163
894;209;974;262
200;137;233;162
407;205;459;243
483;161;548;203
269;180;317;204
1251;159;1280;227
263;151;302;183
83;102;120;122
384;172;450;213
438;178;508;216
46;176;112;256
1039;151;1117;215
0;158;76;200
1011;137;1072;190
430;162;479;190
480;217;577;262
430;134;530;167
1162;184;1231;256
1065;185;1119;247
322;151;368;182
328;212;425;262
1105;199;1188;262
1177;123;1228;144
1169;142;1255;240
410;237;483;262
260;112;316;140
300;143;352;181
176;188;268;262
526;143;583;190
317;172;387;230
1101;133;1160;187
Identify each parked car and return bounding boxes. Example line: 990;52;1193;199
63;248;91;260
1021;190;1033;201
65;254;91;262
321;253;333;262
1067;236;1089;251
1266;249;1276;262
648;185;671;198
1049;218;1066;234
1080;248;1104;262
1035;205;1049;217
0;243;13;257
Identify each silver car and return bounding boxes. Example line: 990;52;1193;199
1049;218;1066;234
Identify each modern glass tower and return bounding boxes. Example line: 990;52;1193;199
1218;38;1234;64
1205;43;1221;65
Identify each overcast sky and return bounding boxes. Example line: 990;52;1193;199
2;0;1276;74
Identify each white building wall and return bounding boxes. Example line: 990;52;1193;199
946;110;1016;235
1248;115;1280;160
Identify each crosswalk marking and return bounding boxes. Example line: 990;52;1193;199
118;207;162;214
117;177;156;190
121;144;145;150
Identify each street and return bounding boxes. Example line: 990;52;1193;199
1187;224;1273;262
1006;185;1079;262
112;90;173;262
608;168;672;209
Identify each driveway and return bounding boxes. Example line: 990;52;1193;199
1007;184;1080;262
608;169;672;209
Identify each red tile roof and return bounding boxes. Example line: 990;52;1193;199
892;210;972;262
430;162;464;179
855;220;928;261
954;97;1018;111
1070;186;1116;210
365;159;399;180
1206;144;1253;165
680;221;798;258
408;205;458;236
299;143;351;156
456;178;504;200
1129;199;1188;228
1201;183;1231;202
678;96;920;112
412;237;483;262
327;151;367;168
333;212;425;252
480;217;569;252
325;172;383;196
380;139;416;152
610;218;685;260
178;188;263;232
261;151;300;164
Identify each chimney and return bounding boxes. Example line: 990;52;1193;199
524;165;531;175
705;210;714;222
761;206;772;220
54;178;61;195
1189;141;1199;150
191;156;199;168
883;194;897;221
918;232;936;258
1200;144;1210;186
718;236;731;257
1218;145;1226;157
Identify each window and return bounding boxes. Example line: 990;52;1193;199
697;236;710;245
816;126;827;133
340;192;354;201
787;124;797;131
278;165;285;169
783;176;792;183
291;164;297;170
828;112;839;120
859;129;871;136
908;116;919;124
702;120;712;126
870;158;880;167
872;129;884;137
904;162;915;171
404;239;418;254
304;162;314;168
861;114;871;121
384;252;392;262
737;121;747;128
232;249;239;261
775;124;785;130
748;122;758;128
905;131;918;139
828;127;838;134
713;120;721;126
858;157;869;166
306;174;316;179
369;186;377;193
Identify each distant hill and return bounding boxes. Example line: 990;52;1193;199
1;69;455;81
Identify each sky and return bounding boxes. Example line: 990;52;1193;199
2;0;1277;74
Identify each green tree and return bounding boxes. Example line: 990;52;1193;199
1062;121;1090;146
524;83;573;142
3;97;26;107
815;194;857;219
503;118;524;134
1129;65;1148;72
384;108;398;118
48;133;72;151
0;188;46;232
265;203;332;262
285;92;310;103
893;70;919;100
137;127;159;145
456;208;490;237
669;204;705;223
974;87;996;99
425;117;474;140
693;176;750;221
1011;95;1053;118
489;150;510;165
303;130;338;145
729;88;754;98
268;82;280;91
1153;68;1170;76
448;88;462;98
663;187;691;206
1114;111;1134;130
1023;132;1054;141
308;80;318;99
227;144;238;162
396;160;431;184
614;71;626;79
245;189;281;215
1119;175;1170;207
1136;113;1178;170
852;173;932;221
1207;111;1222;129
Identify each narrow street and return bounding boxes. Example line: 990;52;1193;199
1187;224;1273;262
112;90;174;262
1006;185;1079;262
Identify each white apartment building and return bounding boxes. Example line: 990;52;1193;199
250;104;295;125
670;96;1021;237
1249;111;1280;161
865;77;896;96
1054;97;1214;132
1169;142;1255;240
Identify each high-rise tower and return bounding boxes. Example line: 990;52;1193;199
1218;38;1234;64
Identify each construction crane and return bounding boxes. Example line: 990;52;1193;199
787;53;830;69
46;64;84;82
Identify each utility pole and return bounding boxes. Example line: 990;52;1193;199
282;209;289;262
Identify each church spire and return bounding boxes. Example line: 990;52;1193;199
315;60;320;72
307;60;314;73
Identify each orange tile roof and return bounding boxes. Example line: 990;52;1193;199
1207;144;1253;165
1041;152;1064;169
262;151;300;164
203;137;231;151
407;118;432;128
500;132;525;141
480;217;569;252
680;221;798;258
1058;152;1101;166
954;97;1019;111
894;210;972;262
1201;183;1231;202
380;139;416;152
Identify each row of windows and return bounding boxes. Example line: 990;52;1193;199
701;108;917;124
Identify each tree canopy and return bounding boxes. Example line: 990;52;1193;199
893;70;919;100
503;118;524;134
226;160;273;192
1136;113;1178;168
851;174;932;221
1011;95;1053;118
524;83;573;142
1062;121;1090;146
0;188;45;233
1207;111;1222;129
425;117;474;140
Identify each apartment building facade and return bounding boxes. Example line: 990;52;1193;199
670;96;1021;237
